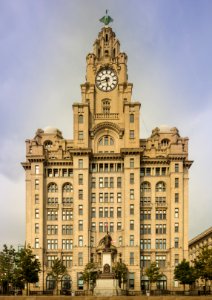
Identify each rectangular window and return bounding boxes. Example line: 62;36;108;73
99;222;103;232
91;193;96;203
140;168;145;176
117;177;122;188
78;235;83;247
175;208;179;218
140;224;151;235
47;239;58;250
175;237;179;248
62;209;73;220
53;169;59;177
130;158;134;168
130;220;134;230
99;177;103;188
156;256;166;268
35;165;39;174
161;167;166;175
175;178;179;188
99;207;103;218
130;114;134;123
62;239;73;250
141;255;151;268
175;222;179;233
110;207;114;218
117;207;122;218
156;209;166;220
130;173;134;184
175;163;179;172
110;177;114;188
130;235;134;246
78;174;83;185
117;222;122;231
104;207;108;218
141;210;151;220
155;239;166;250
62;255;73;268
104;177;108;188
78;189;83;200
110;222;114;232
35;194;39;204
99;193;103;202
62;225;72;235
78;159;83;169
130;189;134;200
47;256;58;267
35;223;39;234
156;224;166;234
91;177;96;188
130;252;134;265
175;254;179;266
175;193;179;203
146;168;151;176
78;220;83;231
35;179;39;190
130;204;134;215
91;207;96;218
155;167;160;176
78;252;83;266
110;193;114;203
104;193;108;203
129;272;134;289
35;238;39;249
78;205;83;215
35;209;39;219
117;192;122;203
130;130;134;139
140;239;151;250
91;222;96;232
78;131;84;140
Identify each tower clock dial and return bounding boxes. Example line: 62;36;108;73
95;68;118;92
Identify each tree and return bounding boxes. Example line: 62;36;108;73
193;246;212;290
49;258;67;295
0;245;16;294
15;246;41;295
174;259;197;291
145;262;162;292
81;262;98;291
113;262;128;288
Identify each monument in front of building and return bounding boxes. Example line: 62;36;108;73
94;232;121;296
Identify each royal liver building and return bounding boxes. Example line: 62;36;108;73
22;16;192;293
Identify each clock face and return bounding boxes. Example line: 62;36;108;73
96;68;118;92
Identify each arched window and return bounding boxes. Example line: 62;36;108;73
156;275;167;290
48;183;58;193
130;114;134;123
44;140;53;149
61;275;71;291
141;275;149;291
78;115;83;124
63;183;73;193
156;181;166;192
102;99;111;114
98;136;114;146
161;139;170;147
140;182;151;193
46;275;56;290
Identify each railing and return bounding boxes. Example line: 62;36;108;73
94;113;119;119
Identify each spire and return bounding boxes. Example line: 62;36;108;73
99;10;113;26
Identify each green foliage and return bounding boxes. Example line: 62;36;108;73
15;246;41;295
193;246;212;282
0;245;16;293
145;262;162;291
49;258;67;295
81;262;98;290
174;259;197;290
113;262;128;287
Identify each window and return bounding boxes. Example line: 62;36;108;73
53;169;59;177
175;223;179;233
104;193;108;203
140;182;151;193
129;130;134;139
161;139;169;147
78;131;83;140
99;222;103;232
140;224;151;235
35;238;39;248
110;207;114;218
156;181;166;192
130;114;134;123
156;209;166;220
130;158;134;168
91;222;96;232
130;252;134;265
47;197;58;205
141;210;151;220
99;177;103;188
130;235;134;246
156;256;166;268
62;209;73;220
155;197;166;205
104;207;108;218
130;204;134;215
130;173;134;184
110;177;114;187
78;220;83;231
116;177;122;188
78;115;83;124
140;239;151;250
47;256;58;267
77;273;83;290
146;168;151;176
175;237;179;248
78;174;83;185
117;207;122;218
98;135;114;145
62;225;73;235
161;167;166;175
175;193;179;203
62;239;73;250
78;252;83;266
35;165;39;174
35;223;39;234
91;207;96;218
175;208;179;218
117;222;122;231
62;197;73;204
119;236;123;246
130;220;134;230
175;163;179;172
99;207;103;218
99;193;103;202
35;209;39;219
78;205;83;215
91;177;96;188
155;239;166;249
155;167;160;176
47;225;58;235
35;194;39;204
130;189;134;200
156;224;166;234
175;254;179;266
47;209;58;220
175;178;179;188
62;256;72;268
35;179;39;190
110;193;114;202
129;272;134;289
102;99;110;114
78;189;83;200
104;177;108;187
78;235;83;247
78;159;83;169
141;255;151;268
48;183;58;193
91;193;96;203
117;192;122;203
140;197;151;206
110;222;114;232
47;239;58;250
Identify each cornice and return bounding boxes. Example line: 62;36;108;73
92;153;123;161
121;148;143;155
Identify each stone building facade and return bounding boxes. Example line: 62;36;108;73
22;24;193;292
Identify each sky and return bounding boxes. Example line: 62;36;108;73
0;0;212;247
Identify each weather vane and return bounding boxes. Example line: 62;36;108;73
99;10;113;26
